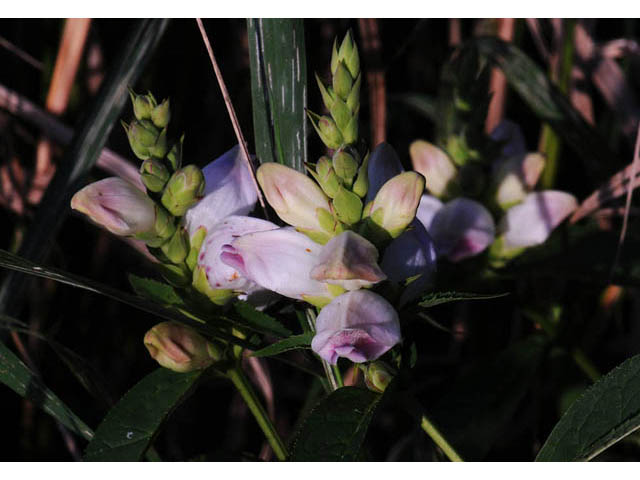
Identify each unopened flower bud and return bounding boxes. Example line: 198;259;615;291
410;140;459;199
166;135;184;171
308;111;343;150
144;322;216;373
123;119;166;160
332;151;358;186
493;153;546;210
310;156;341;198
192;264;235;305
257;163;334;241
332;30;360;79
161;165;206;217
186;226;207;272
352;152;369;198
140;158;170;193
332;185;363;225
333;61;353;101
129;88;156;121
151;98;170;129
161;227;189;264
365;172;425;238
71;177;156;237
363;361;396;393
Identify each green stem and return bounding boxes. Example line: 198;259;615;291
306;307;340;391
332;364;344;388
421;414;464;462
227;367;288;461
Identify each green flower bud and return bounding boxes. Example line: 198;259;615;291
151;98;170;129
135;204;176;248
316;73;336;112
140;158;170;193
144;322;216;373
342;109;359;145
186;226;207;271
333;61;353;101
309;158;341;199
166;135;184;171
161;165;206;217
352;152;369;198
192;264;235;305
129;88;156;121
157;262;191;287
161;227;189;264
332;151;358;186
148;128;168;158
335;30;360;79
307;111;343;150
346;74;361;113
363;361;395;393
332;185;363;225
133;119;160;148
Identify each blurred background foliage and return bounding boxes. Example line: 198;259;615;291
2;18;640;461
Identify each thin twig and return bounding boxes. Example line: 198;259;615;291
485;18;516;133
358;19;387;148
195;19;266;213
0;34;44;70
610;123;640;281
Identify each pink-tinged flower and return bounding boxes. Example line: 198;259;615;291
311;290;401;365
144;322;215;373
365;142;404;203
493;153;546;210
428;197;496;262
381;220;437;305
71;177;156;236
500;191;577;249
220;227;333;303
256;162;333;238
311;231;386;291
490;119;527;158
365;171;425;238
410;140;458;198
184;145;258;238
197;216;278;293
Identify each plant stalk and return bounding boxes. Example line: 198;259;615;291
421;414;464;462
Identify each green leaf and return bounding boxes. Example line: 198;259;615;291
0;19;170;316
472;36;618;178
0;249;257;351
0;337;93;440
233;301;292;339
289;386;382;461
128;274;184;306
536;354;640;461
252;332;313;358
419;291;509;308
84;368;201;461
247;18;307;172
428;335;548;460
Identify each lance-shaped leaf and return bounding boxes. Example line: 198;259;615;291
290;386;383;461
537;354;640;461
247;18;307;172
84;368;202;461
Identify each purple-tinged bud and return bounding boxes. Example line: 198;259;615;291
429;198;495;262
307;111;344;150
410;140;459;199
257;163;334;240
71;177;156;237
140;158;170;193
366;172;425;238
220;227;335;306
311;290;401;365
144;322;216;373
311;231;386;291
499;191;577;250
365;142;404;204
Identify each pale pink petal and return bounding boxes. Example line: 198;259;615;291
220;227;331;301
501;191;578;249
415;194;444;230
311;290;401;365
429;198;496;262
410;140;458;198
184;145;258;237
